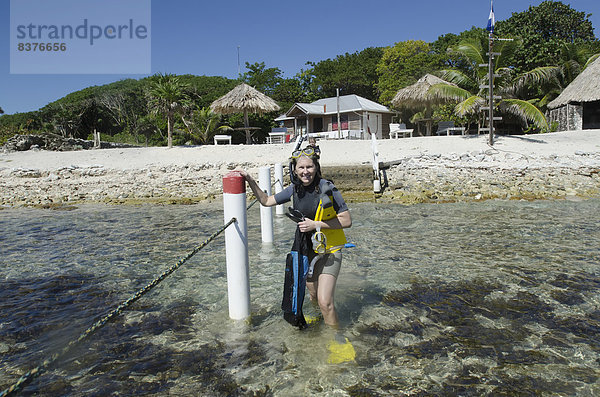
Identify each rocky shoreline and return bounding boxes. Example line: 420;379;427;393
2;148;599;207
2;133;138;153
379;149;600;203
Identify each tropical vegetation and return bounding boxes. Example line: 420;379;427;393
430;35;550;132
147;73;192;148
1;0;598;146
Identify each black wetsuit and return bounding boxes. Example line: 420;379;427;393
276;179;348;328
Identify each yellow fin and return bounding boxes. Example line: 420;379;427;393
305;314;323;325
327;337;356;364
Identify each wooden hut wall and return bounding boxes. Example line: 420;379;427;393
548;104;583;131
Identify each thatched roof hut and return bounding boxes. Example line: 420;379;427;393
210;83;280;144
391;74;457;109
391;74;457;135
548;57;600;109
548;57;600;131
210;83;280;115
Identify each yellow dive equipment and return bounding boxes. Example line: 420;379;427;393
327;335;356;364
312;193;346;254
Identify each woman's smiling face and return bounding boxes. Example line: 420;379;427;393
294;155;317;186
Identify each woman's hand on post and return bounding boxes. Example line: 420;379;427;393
235;168;277;207
235;169;256;185
235;169;249;180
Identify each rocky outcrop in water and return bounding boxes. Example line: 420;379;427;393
2;134;137;152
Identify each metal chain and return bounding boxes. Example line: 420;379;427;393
0;217;237;397
3;174;282;395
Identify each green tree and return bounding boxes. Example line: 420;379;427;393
242;62;283;96
304;47;383;101
180;106;232;145
512;43;600;109
377;40;444;105
271;78;306;113
148;73;191;148
294;68;319;103
99;87;150;144
496;1;598;73
241;62;312;112
1;75;240;145
0;106;4;115
432;27;489;70
182;75;238;108
0;111;43;144
79;98;106;140
431;37;549;132
137;114;163;147
44;102;86;138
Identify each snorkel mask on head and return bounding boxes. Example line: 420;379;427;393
291;146;320;159
288;136;322;186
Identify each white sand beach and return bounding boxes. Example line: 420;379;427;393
1;130;599;206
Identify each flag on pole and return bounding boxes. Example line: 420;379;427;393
486;1;495;33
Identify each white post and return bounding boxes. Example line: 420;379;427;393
93;129;100;148
222;171;250;320
259;166;274;243
274;163;285;215
370;125;382;193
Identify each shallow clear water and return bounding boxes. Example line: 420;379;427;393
1;199;600;395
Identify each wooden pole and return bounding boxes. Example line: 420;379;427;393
244;110;251;144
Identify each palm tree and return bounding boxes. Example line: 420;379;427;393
48;102;85;138
148;73;190;148
511;43;600;110
180;106;232;144
430;37;549;132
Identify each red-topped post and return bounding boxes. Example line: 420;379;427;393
222;171;250;320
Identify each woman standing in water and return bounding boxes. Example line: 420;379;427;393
239;146;351;327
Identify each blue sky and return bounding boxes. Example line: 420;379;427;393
1;0;599;115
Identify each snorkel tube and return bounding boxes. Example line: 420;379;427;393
293;134;305;151
288;135;305;185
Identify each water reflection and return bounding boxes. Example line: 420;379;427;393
1;199;599;395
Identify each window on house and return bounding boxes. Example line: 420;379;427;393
332;114;348;130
